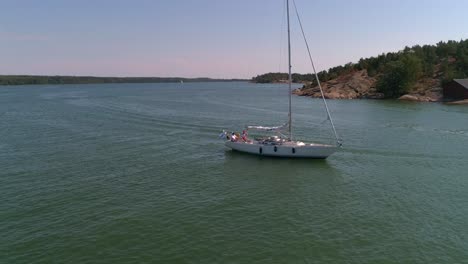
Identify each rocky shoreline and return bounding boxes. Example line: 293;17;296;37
293;70;444;102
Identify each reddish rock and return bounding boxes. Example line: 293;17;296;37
294;70;377;99
294;70;443;102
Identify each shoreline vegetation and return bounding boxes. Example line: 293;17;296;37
0;75;247;86
252;39;468;103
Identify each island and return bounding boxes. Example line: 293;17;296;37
253;39;468;102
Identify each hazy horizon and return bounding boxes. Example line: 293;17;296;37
1;0;468;79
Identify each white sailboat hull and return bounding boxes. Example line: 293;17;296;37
225;140;337;159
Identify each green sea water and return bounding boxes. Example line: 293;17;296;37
1;82;468;263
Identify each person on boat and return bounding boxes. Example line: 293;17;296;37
230;132;238;142
241;130;248;142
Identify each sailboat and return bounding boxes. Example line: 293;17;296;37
223;0;341;158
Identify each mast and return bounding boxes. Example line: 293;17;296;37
286;0;292;140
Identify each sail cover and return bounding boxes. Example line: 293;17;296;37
246;123;288;132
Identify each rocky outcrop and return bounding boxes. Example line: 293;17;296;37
398;93;440;102
446;99;468;105
399;78;443;102
293;70;383;99
294;69;443;102
398;95;421;101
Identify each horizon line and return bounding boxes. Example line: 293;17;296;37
0;74;250;80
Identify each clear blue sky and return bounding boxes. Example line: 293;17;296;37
1;0;468;78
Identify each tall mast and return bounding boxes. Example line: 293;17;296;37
286;0;292;140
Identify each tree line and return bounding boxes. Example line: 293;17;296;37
251;72;316;83
252;39;468;98
0;76;246;86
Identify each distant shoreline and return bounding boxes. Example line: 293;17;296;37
0;75;248;86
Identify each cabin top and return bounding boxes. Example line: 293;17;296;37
453;79;468;89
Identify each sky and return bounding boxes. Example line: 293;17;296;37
1;0;468;79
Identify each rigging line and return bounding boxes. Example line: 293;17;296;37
291;0;341;146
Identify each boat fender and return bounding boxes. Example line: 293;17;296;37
292;148;296;154
259;147;263;154
274;146;277;152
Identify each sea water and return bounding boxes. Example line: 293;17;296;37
1;82;467;263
